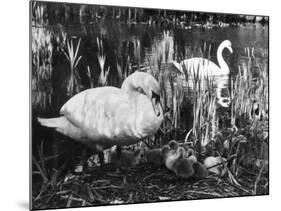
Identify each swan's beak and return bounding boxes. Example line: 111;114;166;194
151;91;162;117
152;98;162;117
229;47;233;54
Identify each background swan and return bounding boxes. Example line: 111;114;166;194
38;71;163;165
173;40;233;76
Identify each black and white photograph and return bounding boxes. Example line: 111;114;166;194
30;0;269;210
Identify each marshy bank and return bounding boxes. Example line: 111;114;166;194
31;1;269;209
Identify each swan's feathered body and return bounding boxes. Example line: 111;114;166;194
173;40;233;77
38;72;163;151
173;58;224;76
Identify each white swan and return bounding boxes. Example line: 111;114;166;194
173;40;233;76
38;71;163;166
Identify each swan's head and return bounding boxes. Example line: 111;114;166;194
121;71;163;117
221;40;233;54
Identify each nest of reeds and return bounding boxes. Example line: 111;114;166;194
32;157;268;210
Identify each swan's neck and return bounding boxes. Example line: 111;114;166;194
217;45;229;73
121;82;140;101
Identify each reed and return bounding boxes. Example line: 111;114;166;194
63;37;82;96
32;141;71;206
133;38;141;69
116;62;123;86
148;31;194;138
202;80;218;147
231;52;268;129
32;1;47;26
162;30;171;64
147;33;171;136
96;37;110;86
116;55;131;86
114;40;135;88
32;142;49;185
87;66;94;88
148;42;220;152
168;73;185;130
31;27;54;110
194;79;217;151
117;60;129;86
152;44;163;79
177;57;219;155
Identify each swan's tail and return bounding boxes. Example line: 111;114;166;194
37;116;82;140
37;116;67;128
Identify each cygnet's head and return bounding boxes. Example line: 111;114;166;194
168;140;179;150
161;145;171;157
176;147;186;159
186;148;197;163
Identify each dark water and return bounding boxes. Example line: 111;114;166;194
62;20;268;54
57;20;268;62
33;20;268;112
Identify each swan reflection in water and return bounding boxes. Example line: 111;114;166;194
173;74;231;108
171;40;233;107
152;35;232;107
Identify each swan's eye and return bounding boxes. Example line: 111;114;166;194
137;87;146;95
152;91;160;102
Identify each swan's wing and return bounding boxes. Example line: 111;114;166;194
182;58;220;75
60;87;137;145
